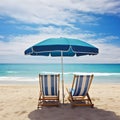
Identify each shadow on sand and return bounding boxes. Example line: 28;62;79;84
28;104;120;120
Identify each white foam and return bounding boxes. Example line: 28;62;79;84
40;72;120;76
6;71;19;74
40;72;60;74
0;72;120;82
73;72;120;76
0;77;38;82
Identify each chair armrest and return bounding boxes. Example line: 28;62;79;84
66;87;73;96
66;87;74;101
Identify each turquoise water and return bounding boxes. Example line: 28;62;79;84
0;63;120;84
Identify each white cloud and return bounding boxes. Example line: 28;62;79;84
84;36;120;63
0;33;119;63
88;35;119;44
0;0;73;26
0;0;119;63
93;43;120;63
71;0;120;14
0;35;5;39
0;0;119;26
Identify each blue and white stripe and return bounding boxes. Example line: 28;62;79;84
40;75;58;96
72;75;92;96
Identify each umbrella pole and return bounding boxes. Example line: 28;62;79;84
61;51;64;104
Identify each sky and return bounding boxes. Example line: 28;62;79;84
0;0;120;63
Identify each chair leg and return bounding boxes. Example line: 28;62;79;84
87;93;94;107
70;94;94;107
37;100;41;109
37;92;43;108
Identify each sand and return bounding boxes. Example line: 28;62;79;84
0;83;120;120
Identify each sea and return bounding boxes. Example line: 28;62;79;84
0;63;120;84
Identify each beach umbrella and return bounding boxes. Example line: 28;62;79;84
24;37;99;103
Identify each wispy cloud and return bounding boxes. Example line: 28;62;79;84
0;35;4;39
88;35;119;44
70;0;120;14
0;0;119;26
0;0;119;63
0;33;119;63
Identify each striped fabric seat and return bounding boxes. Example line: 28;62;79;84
66;74;94;107
72;75;92;96
38;74;60;108
40;75;59;96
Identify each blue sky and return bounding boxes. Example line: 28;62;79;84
0;0;120;63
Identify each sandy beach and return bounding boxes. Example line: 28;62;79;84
0;83;120;120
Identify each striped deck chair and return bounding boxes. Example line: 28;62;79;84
66;74;94;107
38;74;60;108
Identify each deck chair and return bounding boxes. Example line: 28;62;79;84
38;74;60;108
66;74;94;107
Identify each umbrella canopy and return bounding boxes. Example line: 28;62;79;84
25;37;98;56
24;37;99;104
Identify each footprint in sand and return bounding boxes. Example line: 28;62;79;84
17;110;27;116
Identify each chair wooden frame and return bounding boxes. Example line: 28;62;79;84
66;74;94;107
37;74;60;108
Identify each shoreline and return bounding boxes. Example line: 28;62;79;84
0;81;120;85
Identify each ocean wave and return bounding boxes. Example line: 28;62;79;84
0;77;38;82
6;71;19;74
73;72;120;76
0;72;120;82
38;72;120;76
40;71;60;74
